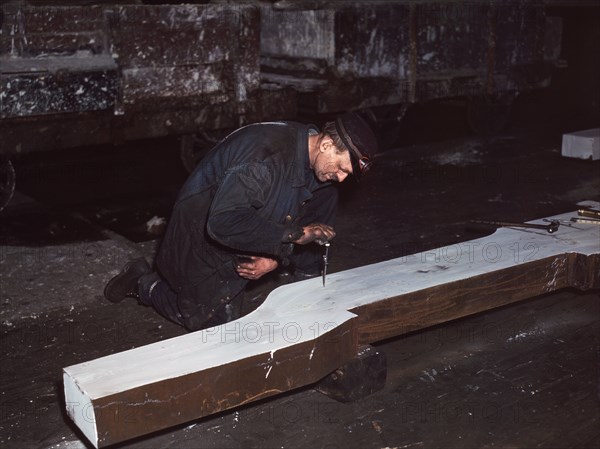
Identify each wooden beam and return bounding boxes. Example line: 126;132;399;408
63;206;600;447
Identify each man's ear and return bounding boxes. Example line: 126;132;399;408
320;136;334;152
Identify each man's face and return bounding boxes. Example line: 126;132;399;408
313;139;353;183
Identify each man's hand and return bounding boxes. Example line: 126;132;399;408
235;256;278;280
293;223;336;245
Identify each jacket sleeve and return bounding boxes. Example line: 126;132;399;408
206;162;302;257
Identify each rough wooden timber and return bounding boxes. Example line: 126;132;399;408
63;207;600;447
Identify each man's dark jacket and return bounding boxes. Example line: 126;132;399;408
156;121;325;328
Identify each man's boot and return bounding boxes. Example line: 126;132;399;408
104;257;151;303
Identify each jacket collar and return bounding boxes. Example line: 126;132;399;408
291;123;320;189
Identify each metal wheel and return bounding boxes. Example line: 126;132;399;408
0;159;16;212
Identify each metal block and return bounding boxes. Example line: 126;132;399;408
315;345;387;403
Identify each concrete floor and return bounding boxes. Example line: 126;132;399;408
1;87;599;449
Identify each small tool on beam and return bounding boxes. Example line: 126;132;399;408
571;216;600;225
470;219;560;233
578;208;600;219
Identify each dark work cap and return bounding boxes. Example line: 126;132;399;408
334;112;378;180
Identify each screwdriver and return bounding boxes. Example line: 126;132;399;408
470;219;560;233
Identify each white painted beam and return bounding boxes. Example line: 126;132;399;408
64;204;600;447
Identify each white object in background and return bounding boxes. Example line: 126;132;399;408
561;128;600;161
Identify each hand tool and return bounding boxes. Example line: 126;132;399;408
316;239;331;286
570;216;600;225
322;242;330;286
578;208;600;219
470;219;560;233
